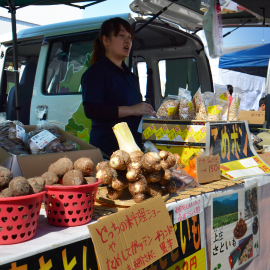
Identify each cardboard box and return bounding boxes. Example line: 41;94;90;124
0;126;103;178
238;110;265;125
142;118;207;146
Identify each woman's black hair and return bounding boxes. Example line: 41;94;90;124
227;85;233;95
90;17;134;65
259;97;266;107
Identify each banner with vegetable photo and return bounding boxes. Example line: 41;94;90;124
160;197;208;270
210;183;260;270
206;121;270;179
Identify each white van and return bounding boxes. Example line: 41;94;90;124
0;0;266;142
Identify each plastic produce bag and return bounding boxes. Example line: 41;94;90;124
143;141;159;153
202;0;223;58
178;88;195;120
214;85;229;120
250;133;263;146
228;93;241;121
167;169;200;192
156;95;180;119
193;88;207;120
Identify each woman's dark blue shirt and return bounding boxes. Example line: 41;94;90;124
81;57;142;156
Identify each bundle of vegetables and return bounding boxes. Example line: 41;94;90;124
95;122;181;203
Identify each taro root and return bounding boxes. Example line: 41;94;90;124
0;166;13;188
111;172;129;191
48;157;73;177
126;161;143;182
41;171;59;185
62;170;85;186
27;177;45;193
141;152;161;173
129;150;144;162
110;150;131;170
159;151;176;170
96;161;110;171
129;176;147;196
133;193;146;203
159;169;171;186
165;181;177;193
107;186;124;200
9;177;31;196
146;169;164;183
96;166;116;185
85;177;98;184
0;188;13;197
74;157;94;176
147;182;163;197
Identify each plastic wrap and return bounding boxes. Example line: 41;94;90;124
143;141;159;153
204;92;228;121
193;88;207;120
167;169;200;192
156;95;180;119
214;85;229;121
228;93;241;121
250;133;263;146
178;88;195;120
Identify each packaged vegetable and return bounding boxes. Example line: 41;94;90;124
193;88;207;120
214;84;229;120
228;93;241;121
178;88;195;120
156;95;180;119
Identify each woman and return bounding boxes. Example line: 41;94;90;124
227;85;233;108
81;17;155;157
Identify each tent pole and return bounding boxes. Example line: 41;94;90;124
7;0;20;121
265;59;270;128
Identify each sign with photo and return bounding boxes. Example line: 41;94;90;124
210;183;260;270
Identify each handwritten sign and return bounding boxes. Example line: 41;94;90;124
88;196;178;270
195;156;221;184
174;197;203;224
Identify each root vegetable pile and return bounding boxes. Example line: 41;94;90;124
96;149;177;203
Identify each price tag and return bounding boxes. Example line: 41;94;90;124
16;125;25;141
193;127;207;142
156;125;168;140
30;130;57;149
167;125;181;141
180;126;195;141
143;124;156;139
219;93;228;101
195;156;221;183
207;105;221;115
168;107;178;115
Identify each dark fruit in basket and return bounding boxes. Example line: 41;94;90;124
48;157;73;177
0;166;13;188
41;171;59;185
85;177;98;184
0;187;13;197
74;157;94;176
27;177;45;193
62;170;85;186
9;177;31;196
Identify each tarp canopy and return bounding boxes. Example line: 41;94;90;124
219;43;270;77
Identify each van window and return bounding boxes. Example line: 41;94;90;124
44;34;96;94
137;62;147;101
158;58;200;97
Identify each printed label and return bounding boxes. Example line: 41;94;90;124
219;92;228;101
16;125;25;141
143;124;156;139
180;126;195;141
188;102;193;111
30;130;57;149
168;107;178;116
168;126;181;141
193;127;207;142
207;105;221;115
156;125;168;140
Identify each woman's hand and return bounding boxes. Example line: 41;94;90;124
118;102;156;118
131;102;156;117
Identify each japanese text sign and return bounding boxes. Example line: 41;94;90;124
174;197;203;224
88;196;178;270
195;156;221;184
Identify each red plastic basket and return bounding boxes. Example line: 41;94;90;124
0;190;47;245
44;179;101;227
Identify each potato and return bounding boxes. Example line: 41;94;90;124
74;157;94;176
62;170;85;186
96;167;116;185
111;172;128;191
85;176;98;184
147;182;163;197
129;176;147;195
48;157;73;177
27;177;45;194
0;188;13;198
107;187;123;200
96;161;110;171
41;171;59;185
0;166;13;188
9;177;31;196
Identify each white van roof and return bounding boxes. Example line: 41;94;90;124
0;13;134;44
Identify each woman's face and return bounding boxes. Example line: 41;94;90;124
103;24;132;60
